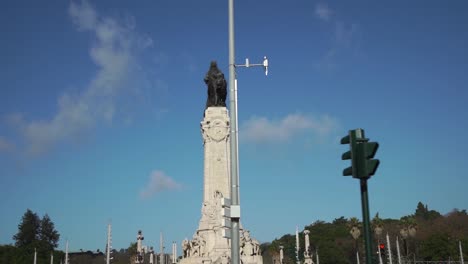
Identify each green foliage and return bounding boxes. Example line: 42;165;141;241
418;233;457;261
6;209;61;264
0;245;64;264
372;213;383;227
348;217;361;228
262;202;468;264
260;242;274;264
39;214;60;251
127;242;137;256
0;245;17;264
415;201;442;221
315;240;350;264
13;209;40;248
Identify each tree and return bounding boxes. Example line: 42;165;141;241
128;242;137;263
39;214;60;251
348;217;361;263
333;216;348;225
415;202;442;221
348;217;361;240
418;233;457;261
415;202;427;219
372;213;384;239
13;209;41;248
10;209;61;264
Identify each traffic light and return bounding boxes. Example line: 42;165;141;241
360;140;380;178
379;243;386;257
340;129;359;177
341;129;380;179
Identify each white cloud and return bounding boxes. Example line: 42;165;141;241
140;170;182;199
313;3;360;72
69;0;97;31
4;1;153;155
240;113;338;144
315;3;333;22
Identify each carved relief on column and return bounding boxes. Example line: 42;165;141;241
201;107;231;203
201;115;230;144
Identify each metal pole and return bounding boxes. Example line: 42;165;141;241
396;237;401;264
460;240;465;264
160;232;164;264
172;241;177;264
296;226;300;264
106;224;112;264
401;237;407;259
378;242;383;264
360;179;373;264
387;233;393;264
65;240;69;264
228;1;240;264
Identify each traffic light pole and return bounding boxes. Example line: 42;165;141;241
360;179;373;264
342;128;380;264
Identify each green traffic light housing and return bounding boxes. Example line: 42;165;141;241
341;128;380;179
362;141;380;177
340;129;361;177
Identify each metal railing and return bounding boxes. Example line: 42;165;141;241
413;262;462;264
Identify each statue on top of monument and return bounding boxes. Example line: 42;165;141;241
204;61;227;109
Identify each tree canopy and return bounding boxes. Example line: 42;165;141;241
13;209;41;248
39;214;60;251
2;209;61;264
262;202;468;263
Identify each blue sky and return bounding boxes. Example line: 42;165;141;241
1;0;468;253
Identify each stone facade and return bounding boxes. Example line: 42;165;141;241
180;107;262;264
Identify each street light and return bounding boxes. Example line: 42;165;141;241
227;56;268;264
228;1;268;264
228;56;268;264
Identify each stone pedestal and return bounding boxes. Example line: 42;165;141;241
180;107;262;264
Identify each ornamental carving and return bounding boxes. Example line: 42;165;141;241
202;119;229;142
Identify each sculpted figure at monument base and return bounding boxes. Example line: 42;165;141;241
180;197;263;264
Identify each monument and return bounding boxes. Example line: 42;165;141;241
135;230;145;264
179;62;263;264
303;230;314;264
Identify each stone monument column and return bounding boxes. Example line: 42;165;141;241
201;107;231;203
197;106;232;254
180;62;262;264
303;230;314;264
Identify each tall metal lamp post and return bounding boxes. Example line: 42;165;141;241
228;2;268;264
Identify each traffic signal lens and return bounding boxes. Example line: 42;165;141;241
379;243;385;249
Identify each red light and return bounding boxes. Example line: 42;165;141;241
379;243;385;249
